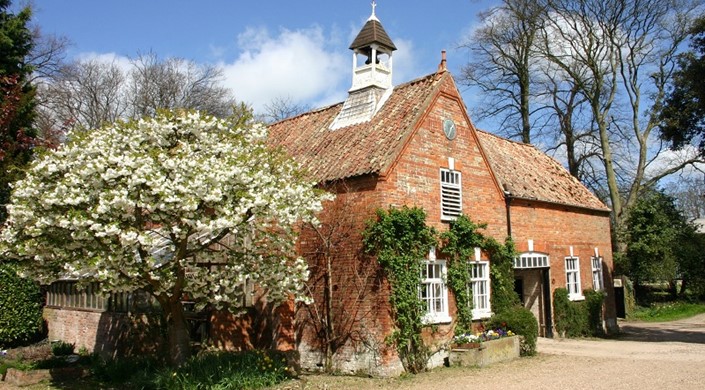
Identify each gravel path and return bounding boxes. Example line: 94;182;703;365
293;314;705;390
4;315;705;389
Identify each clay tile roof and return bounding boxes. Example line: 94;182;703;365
268;73;442;183
349;18;397;51
268;70;607;212
476;130;610;212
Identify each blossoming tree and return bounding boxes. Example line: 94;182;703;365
0;110;329;365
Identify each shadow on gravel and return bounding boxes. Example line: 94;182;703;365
617;322;705;344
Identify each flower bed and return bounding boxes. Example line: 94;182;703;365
448;327;520;367
452;327;515;347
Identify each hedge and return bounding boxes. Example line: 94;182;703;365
0;263;44;347
487;306;539;356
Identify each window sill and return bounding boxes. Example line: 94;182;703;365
568;295;585;302
472;311;493;321
422;314;452;325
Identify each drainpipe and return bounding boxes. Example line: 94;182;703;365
504;188;513;238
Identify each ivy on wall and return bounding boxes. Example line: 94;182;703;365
362;206;437;374
440;216;485;333
441;215;518;332
363;208;520;373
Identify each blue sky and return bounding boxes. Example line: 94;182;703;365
27;0;497;118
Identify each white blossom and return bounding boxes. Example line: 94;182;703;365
0;110;331;310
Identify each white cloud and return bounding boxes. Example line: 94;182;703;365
72;27;423;117
219;26;348;114
390;38;419;86
646;144;705;181
74;52;133;73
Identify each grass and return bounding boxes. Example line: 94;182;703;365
629;301;705;322
0;349;294;389
0;358;34;376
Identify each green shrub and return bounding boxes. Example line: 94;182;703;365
51;340;75;356
0;263;44;347
90;355;157;387
152;350;291;389
0;359;33;376
90;350;292;389
553;288;605;337
487;306;538;356
585;289;606;336
554;288;584;337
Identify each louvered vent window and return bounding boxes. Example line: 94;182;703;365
440;168;462;221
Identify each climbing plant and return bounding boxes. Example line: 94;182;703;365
441;215;518;331
362;206;437;374
486;237;519;314
439;215;486;333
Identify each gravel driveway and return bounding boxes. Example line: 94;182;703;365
294;314;705;390
3;315;705;389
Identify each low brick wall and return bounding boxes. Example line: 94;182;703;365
3;367;89;387
43;307;163;358
447;336;520;367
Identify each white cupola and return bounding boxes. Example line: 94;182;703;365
330;1;397;130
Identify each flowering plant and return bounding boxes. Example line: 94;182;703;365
453;324;515;345
452;333;482;345
0;110;333;365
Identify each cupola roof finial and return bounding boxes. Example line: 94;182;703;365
369;0;379;21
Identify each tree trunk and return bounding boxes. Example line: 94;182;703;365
668;280;678;300
323;252;334;372
162;298;191;366
680;278;688;297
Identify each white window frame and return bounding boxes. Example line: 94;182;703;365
420;250;451;324
591;256;604;291
440;168;462;221
565;257;584;300
469;261;492;319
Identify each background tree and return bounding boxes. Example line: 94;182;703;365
666;174;705;219
660;14;705;155
539;0;703;224
621;189;697;300
0;110;329;366
458;0;544;144
37;58;127;131
36;52;243;134
128;52;237;119
462;0;704;230
261;95;311;124
0;0;36;223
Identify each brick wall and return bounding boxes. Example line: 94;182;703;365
509;199;618;331
291;74;617;375
380;76;507;236
43;307;163;358
295;176;403;376
294;78;514;375
210;298;297;352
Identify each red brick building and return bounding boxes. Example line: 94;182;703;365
42;5;616;376
263;7;618;376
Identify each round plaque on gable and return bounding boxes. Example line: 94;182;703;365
443;118;457;140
